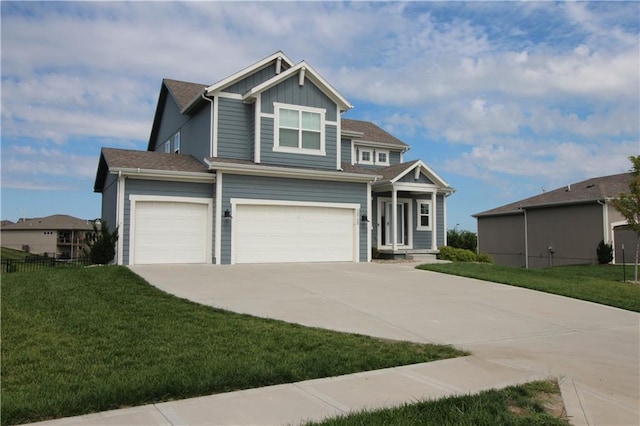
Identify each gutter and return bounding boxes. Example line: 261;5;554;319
109;167;215;182
205;160;380;183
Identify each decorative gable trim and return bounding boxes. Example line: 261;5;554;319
205;51;294;95
241;61;353;112
391;160;450;188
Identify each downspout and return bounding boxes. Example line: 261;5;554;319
201;93;215;157
523;208;529;269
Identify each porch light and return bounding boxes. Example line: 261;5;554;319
224;209;233;220
361;215;369;223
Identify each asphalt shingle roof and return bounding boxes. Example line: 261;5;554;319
101;148;209;173
342;119;409;148
163;79;206;111
474;173;633;217
2;215;97;231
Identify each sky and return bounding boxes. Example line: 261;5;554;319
1;1;639;232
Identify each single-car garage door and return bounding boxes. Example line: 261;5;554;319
234;203;357;264
132;200;209;264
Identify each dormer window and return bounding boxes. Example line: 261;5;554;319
359;148;374;165
376;150;389;166
274;103;325;156
357;147;389;166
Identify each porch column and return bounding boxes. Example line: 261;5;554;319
431;190;437;250
392;186;398;251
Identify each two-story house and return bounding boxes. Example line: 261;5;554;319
94;51;454;265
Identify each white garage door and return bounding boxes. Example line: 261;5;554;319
234;204;356;264
133;201;209;264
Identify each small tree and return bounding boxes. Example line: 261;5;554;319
85;223;118;265
612;155;640;282
596;240;613;264
447;228;478;252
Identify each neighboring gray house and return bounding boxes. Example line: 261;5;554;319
473;173;635;268
94;51;454;265
1;215;99;258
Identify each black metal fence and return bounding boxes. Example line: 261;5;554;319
1;258;91;274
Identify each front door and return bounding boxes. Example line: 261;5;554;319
379;199;411;248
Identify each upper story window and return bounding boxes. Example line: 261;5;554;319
174;132;181;154
357;147;390;166
274;103;325;155
164;140;171;153
416;199;432;231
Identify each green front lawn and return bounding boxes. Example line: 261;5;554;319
1;247;35;260
307;380;568;426
1;266;466;425
417;263;640;312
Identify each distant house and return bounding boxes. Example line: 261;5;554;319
473;173;635;268
94;51;454;266
1;215;99;258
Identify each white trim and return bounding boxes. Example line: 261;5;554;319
358;148;374;165
205;51;294;94
201;94;214;157
391;159;450;188
254;93;261;163
416;199;433;231
443;195;448;247
273;102;326;156
173;132;181;154
602;200;609;242
431;191;437;250
260;112;275;119
354;140;408;151
215;173;223;265
109;168;215;184
229;198;360;265
116;174;125;265
217;92;243;100
206;160;380;183
377;196;413;250
376;149;390;166
164;140;171;153
325;120;338;127
351;141;356;166
367;181;372;262
212;95;219;157
128;195;213;266
336;105;341;170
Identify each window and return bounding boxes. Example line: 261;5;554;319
274;103;325;154
358;148;374;165
376;150;389;166
174;132;181;154
416;200;432;230
164;140;171;153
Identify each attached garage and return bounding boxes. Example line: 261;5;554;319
232;200;359;264
130;196;212;265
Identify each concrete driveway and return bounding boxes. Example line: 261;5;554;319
131;262;639;425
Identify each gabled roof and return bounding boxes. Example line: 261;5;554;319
241;61;352;112
164;78;207;112
474;172;633;217
2;215;97;231
372;159;452;190
205;51;294;95
94;148;211;192
342;119;409;149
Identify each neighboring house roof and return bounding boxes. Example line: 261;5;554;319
1;220;15;227
94;148;212;192
342;119;409;149
474;173;633;217
2;215;97;231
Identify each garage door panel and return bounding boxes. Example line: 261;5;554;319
133;201;208;265
234;204;356;264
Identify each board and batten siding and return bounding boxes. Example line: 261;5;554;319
217;98;252;160
225;64;280;95
219;174;368;264
260;76;338;122
101;174;118;237
122;179;215;265
260;118;337;169
398;171;434;184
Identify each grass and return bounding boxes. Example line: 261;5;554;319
1;266;466;425
1;247;35;260
417;263;640;312
306;380;569;426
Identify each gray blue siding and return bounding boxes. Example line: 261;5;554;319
398;170;434;184
122;179;215;265
218;98;251;160
390;151;402;166
225;64;280;94
341;138;352;163
154;95;189;151
219;174;368;264
180;103;211;162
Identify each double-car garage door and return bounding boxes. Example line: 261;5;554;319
131;198;357;265
233;203;357;264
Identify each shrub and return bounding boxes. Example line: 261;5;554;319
439;246;477;262
84;223;118;265
476;252;494;264
596;240;613;264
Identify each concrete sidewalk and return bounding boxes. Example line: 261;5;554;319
29;262;640;425
30;356;550;426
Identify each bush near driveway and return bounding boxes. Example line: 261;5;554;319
438;246;493;263
1;266;466;425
